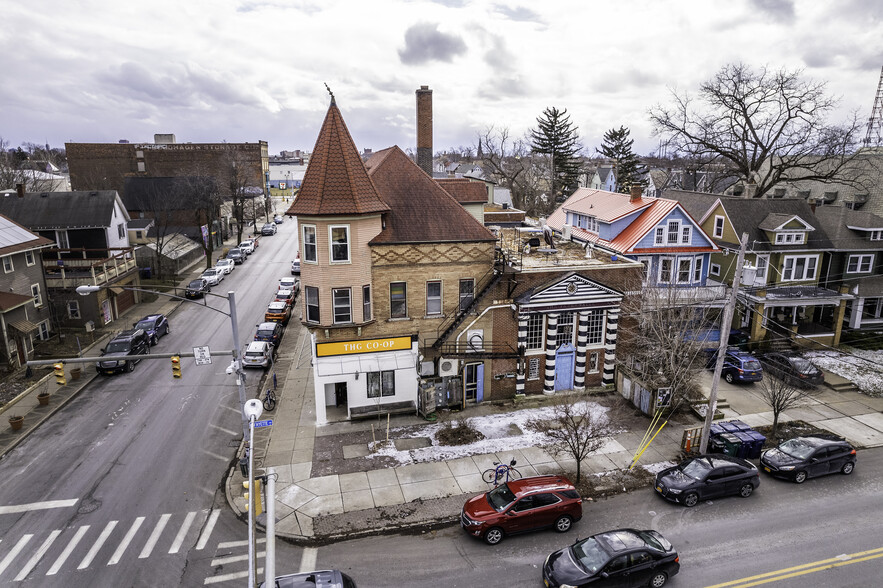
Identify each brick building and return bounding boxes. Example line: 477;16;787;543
289;93;642;425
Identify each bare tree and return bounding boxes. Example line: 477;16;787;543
756;373;818;440
527;393;615;483
0;136;63;192
649;63;863;198
477;125;547;216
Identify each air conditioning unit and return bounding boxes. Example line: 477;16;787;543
419;361;435;376
438;358;459;377
562;224;572;240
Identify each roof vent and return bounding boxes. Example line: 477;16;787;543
40;192;49;198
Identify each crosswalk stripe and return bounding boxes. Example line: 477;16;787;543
204;567;264;585
139;513;171;559
0;534;32;577
46;525;90;576
299;547;318;574
169;511;197;554
108;516;144;566
79;520;117;569
15;529;60;581
0;499;79;515
217;537;266;549
211;551;267;567
195;509;219;550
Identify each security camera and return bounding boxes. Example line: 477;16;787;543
226;363;235;376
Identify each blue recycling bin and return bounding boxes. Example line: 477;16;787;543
744;430;767;458
729;419;751;432
710;422;727;438
734;431;756;459
720;420;751;433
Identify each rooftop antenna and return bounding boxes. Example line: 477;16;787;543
324;83;336;106
864;66;883;148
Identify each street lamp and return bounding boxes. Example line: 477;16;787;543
243;398;263;588
75;284;251;439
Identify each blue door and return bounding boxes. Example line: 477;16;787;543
555;345;575;391
464;362;484;403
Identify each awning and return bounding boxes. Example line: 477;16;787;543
110;287;124;294
8;319;39;333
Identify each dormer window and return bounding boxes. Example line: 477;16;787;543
870;230;883;241
573;213;599;233
655;220;688;246
774;232;805;245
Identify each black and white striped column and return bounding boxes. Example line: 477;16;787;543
602;308;618;387
516;313;529;395
544;313;558;395
574;311;589;389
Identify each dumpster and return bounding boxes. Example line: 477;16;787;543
718;433;742;456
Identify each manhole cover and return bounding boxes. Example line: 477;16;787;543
77;499;101;514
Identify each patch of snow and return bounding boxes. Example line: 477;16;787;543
805;348;883;396
641;461;677;475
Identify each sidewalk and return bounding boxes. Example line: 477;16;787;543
228;324;883;543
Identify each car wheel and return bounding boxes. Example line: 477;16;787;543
841;462;855;475
165;325;170;336
650;571;668;588
151;335;158;346
484;527;504;545
794;471;807;484
554;515;573;533
724;371;735;384
739;483;754;498
683;492;699;507
127;361;135;373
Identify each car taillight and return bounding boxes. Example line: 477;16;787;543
850;449;856;455
674;556;679;563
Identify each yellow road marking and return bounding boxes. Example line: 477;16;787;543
705;546;883;588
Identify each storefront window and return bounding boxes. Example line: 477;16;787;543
367;370;396;398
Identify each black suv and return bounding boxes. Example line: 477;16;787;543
97;329;150;374
760;435;857;483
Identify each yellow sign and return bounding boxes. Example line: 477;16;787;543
316;336;412;357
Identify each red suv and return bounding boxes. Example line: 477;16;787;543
460;475;583;545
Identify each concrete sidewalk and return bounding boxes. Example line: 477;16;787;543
229;326;883;543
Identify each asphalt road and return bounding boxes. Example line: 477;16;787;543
0;216;299;587
311;446;883;588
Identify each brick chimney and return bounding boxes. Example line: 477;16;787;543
16;183;24;198
416;85;433;176
629;185;643;202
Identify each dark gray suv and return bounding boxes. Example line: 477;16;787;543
97;329;150;374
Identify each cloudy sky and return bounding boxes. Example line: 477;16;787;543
3;0;882;157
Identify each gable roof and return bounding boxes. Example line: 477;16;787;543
286;100;389;217
556;188;653;223
597;166;614;184
0;190;128;230
0;213;54;256
436;178;488;204
757;213;814;232
364;147;496;245
703;198;832;251
663;189;720;220
814;206;883;251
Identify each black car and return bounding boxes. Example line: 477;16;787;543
261;222;277;236
758;352;824;388
185;278;210;299
760;435;856;483
655;454;759;507
254;321;283;346
543;528;679;588
227;248;246;264
96;329;150;374
259;570;356;588
134;314;170;345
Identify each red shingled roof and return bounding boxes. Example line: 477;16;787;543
286;101;389;216
365;147;497;245
436;178;488;204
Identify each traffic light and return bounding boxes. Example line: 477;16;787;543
54;363;66;386
242;479;263;515
171;356;182;379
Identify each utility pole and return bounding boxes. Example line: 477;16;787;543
700;232;749;454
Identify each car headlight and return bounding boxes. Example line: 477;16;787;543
779;466;795;471
668;488;682;494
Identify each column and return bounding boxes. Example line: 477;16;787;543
602;308;618;388
544;313;558;395
574;311;589;390
516;313;529;396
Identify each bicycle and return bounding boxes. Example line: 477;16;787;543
482;458;521;485
262;388;277;411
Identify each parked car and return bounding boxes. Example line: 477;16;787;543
185;278;211;299
543;528;680;588
216;258;235;274
259;569;355;588
654;454;759;507
265;301;292;325
291;255;300;275
275;288;297;307
760;435;856;483
707;348;763;384
227;248;246;265
133;314;170;345
273;214;284;224
460;475;583;545
96;329;150;374
728;329;751;350
758;352;824;388
279;277;298;291
254;321;284;346
239;241;255;255
261;223;277;236
242;340;274;368
201;267;224;286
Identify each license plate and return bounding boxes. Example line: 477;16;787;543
764;467;770;472
656;485;663;493
544;580;549;587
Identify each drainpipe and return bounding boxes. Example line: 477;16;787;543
454;304;516;353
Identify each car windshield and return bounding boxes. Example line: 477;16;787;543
203;270;216;276
744;359;761;370
135;319;155;330
778;438;817;460
106;341;130;353
790;358;817;374
258;328;274;336
638;530;671;552
486;484;516;511
570;537;608;574
188;280;203;288
277;292;291;300
679;458;713;480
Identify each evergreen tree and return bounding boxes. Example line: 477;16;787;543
530;107;582;203
597;126;645;193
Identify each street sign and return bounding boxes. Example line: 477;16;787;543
254;419;273;428
656;387;672;408
193;346;212;365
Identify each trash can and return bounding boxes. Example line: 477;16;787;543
718;433;742;456
709;437;727;454
728;419;751;432
745;430;767;459
710;422;727;438
733;431;755;459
